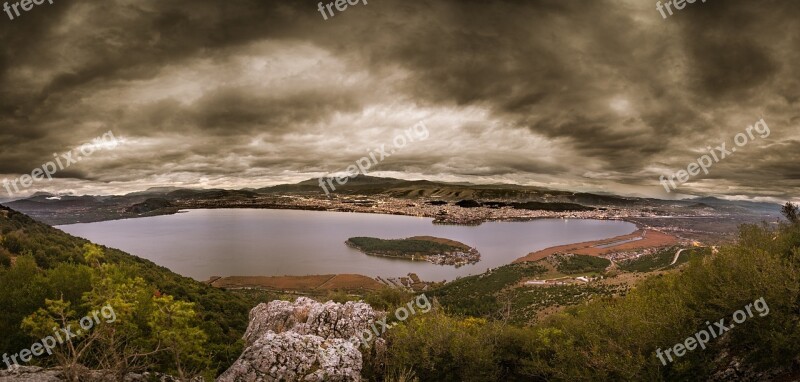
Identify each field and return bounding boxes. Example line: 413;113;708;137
209;274;386;293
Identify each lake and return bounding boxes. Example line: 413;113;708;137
57;209;636;282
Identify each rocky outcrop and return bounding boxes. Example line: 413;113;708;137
218;297;384;382
0;367;62;382
709;349;799;382
0;298;384;382
0;366;192;382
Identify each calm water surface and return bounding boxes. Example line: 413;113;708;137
57;209;636;281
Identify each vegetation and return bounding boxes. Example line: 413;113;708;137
0;206;266;378
383;205;800;381
346;236;465;258
125;198;174;214
428;263;547;318
618;247;713;273
385;313;526;381
502;283;628;325
19;245;210;380
455;200;482;208
3;202;800;380
618;247;677;272
782;202;799;223
664;246;712;269
553;254;610;274
424;256;623;325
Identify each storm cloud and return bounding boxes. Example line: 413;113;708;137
0;0;798;201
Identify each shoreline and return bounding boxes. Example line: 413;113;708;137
54;203;631;227
43;190;648;227
207;274;388;293
46;202;698;292
512;228;681;263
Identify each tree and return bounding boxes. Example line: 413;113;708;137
0;247;11;268
21;243;213;380
1;232;23;254
80;245;162;378
0;256;48;353
82;243;105;267
21;298;98;381
149;295;210;380
782;202;799;223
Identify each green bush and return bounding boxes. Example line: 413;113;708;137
0;247;11;268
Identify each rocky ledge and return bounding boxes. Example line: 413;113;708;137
0;366;191;382
0;298;385;382
217;297;385;382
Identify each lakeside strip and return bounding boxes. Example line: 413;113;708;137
207;227;676;292
208;274;386;292
513;229;680;263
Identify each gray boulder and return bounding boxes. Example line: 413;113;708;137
218;297;384;382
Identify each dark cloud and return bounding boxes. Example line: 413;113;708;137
0;0;797;200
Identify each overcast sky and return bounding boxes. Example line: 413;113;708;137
0;0;798;202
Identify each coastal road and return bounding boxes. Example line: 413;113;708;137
670;248;687;266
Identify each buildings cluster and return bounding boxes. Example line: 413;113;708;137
426;248;481;267
234;194;652;225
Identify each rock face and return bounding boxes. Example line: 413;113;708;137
218;297;384;382
0;366;190;382
709;350;798;382
0;367;63;382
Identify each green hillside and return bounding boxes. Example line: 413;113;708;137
383;209;800;381
0;205;270;379
2;203;800;381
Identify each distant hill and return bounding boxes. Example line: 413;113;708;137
5;195;104;211
691;196;781;215
125;198;173;213
260;175;410;194
296;175;408;187
2;175;782;226
125;186;195;196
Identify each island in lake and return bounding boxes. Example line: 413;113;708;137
345;235;481;267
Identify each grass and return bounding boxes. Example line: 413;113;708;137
618;246;677;272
